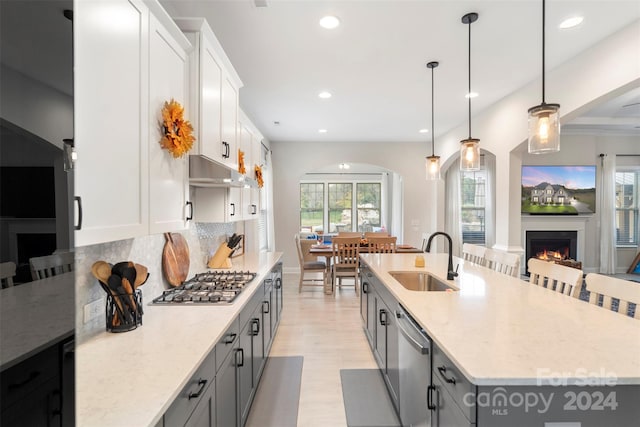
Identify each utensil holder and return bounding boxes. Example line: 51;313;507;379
106;289;143;333
208;243;233;269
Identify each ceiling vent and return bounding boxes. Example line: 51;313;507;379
254;0;268;7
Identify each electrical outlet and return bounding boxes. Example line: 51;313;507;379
83;298;105;324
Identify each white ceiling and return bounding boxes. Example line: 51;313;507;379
160;0;640;143
0;1;638;145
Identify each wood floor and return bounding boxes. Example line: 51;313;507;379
269;273;377;427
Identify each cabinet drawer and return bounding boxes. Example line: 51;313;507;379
239;282;264;328
164;349;215;427
432;344;476;423
433;373;476;427
215;318;239;373
1;344;60;410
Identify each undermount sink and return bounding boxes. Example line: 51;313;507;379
389;271;458;292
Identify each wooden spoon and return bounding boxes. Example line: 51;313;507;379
133;263;149;288
91;261;112;287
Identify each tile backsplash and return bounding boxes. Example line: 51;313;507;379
75;222;238;343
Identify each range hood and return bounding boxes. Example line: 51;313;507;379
189;155;258;188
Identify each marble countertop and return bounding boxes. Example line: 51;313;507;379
0;272;75;371
360;252;640;386
76;252;282;427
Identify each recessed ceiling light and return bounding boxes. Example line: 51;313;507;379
559;16;583;29
419;129;429;133
318;91;332;99
465;92;479;99
318;129;328;133
319;15;340;29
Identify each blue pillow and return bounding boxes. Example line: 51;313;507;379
634;262;640;274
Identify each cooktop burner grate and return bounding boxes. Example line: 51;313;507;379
152;270;257;304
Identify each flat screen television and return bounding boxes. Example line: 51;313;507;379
521;165;596;214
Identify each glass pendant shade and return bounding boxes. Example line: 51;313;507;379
528;104;560;154
460;138;480;171
426;155;441;180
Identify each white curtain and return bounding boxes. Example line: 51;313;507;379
600;154;617;273
484;154;496;249
445;161;462;257
263;149;276;252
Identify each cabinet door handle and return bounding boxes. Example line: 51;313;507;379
185;201;193;221
8;371;40;390
224;333;237;344
427;385;436;410
362;282;368;293
379;308;387;326
437;366;456;385
251;204;257;215
222;141;230;158
74;196;83;230
275;278;282;289
251;318;260;336
230;203;235;216
262;300;270;314
188;379;208;400
236;348;244;367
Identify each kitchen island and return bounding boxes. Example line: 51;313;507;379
76;252;282;427
360;252;640;426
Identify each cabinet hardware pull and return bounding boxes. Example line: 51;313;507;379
362;282;368;293
74;196;83;230
437;366;456;385
230;203;235;216
188;379;208;400
427;385;436;410
379;309;387;326
252;204;257;214
251;318;260;335
8;371;40;390
222;141;230;158
275;278;282;289
262;301;270;313
236;348;244;367
186;201;193;221
224;333;237;344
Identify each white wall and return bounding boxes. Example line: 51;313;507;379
272;140;430;269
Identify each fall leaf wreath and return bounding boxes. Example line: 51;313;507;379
254;164;264;188
160;99;195;158
238;149;246;174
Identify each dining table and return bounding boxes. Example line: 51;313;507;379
309;242;424;294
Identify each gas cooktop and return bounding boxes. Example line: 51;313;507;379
152;270;257;304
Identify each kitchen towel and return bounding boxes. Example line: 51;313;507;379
340;369;400;427
246;356;303;427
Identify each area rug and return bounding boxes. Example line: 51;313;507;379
340;369;400;427
246;356;304;427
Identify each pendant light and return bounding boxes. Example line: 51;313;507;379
426;61;440;180
460;12;480;171
528;0;560;154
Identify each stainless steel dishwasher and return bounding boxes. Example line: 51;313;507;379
397;304;432;427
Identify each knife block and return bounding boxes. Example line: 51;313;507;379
208;243;233;269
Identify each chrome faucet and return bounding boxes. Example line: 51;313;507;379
425;232;458;280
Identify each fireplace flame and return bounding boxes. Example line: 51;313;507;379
535;248;569;261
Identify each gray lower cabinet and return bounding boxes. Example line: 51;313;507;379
215;346;238;427
238;315;254;426
185;378;216;427
433;374;474;427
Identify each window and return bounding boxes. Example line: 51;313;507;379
300;179;383;233
616;171;639;246
461;168;486;244
300;183;324;233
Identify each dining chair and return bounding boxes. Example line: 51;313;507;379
331;236;361;296
584;273;640;319
462;243;487;266
295;234;327;292
338;231;362;238
484;248;520;278
0;261;17;288
527;258;583;297
364;231;389;238
29;251;75;281
368;236;397;254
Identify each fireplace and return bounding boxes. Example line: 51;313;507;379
525;230;578;274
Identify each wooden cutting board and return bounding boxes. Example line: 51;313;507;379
162;232;190;286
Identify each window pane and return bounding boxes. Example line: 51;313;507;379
615;172;639;246
300;183;324;233
461;169;486;244
357;183;381;232
328;183;352;232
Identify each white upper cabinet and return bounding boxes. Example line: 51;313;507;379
75;0;150;246
148;8;193;234
75;0;192;246
174;18;243;170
